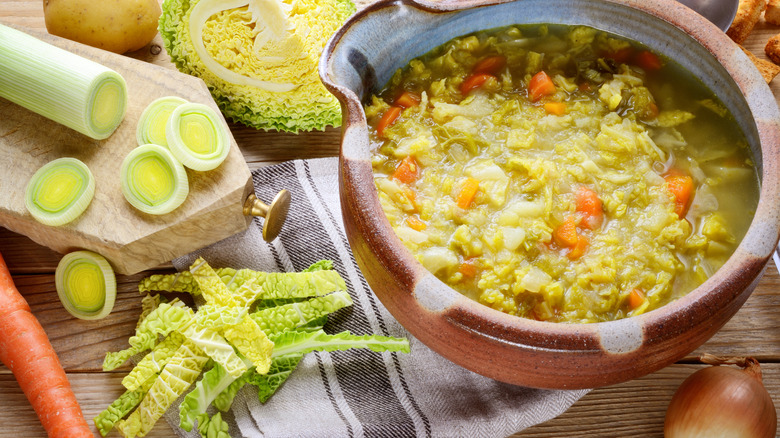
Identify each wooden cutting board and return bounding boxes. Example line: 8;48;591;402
0;22;253;275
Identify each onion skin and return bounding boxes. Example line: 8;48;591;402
665;359;777;438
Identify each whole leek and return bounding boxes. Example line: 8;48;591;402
0;24;127;140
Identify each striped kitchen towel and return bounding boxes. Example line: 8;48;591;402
169;157;589;438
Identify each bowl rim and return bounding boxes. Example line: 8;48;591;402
320;0;780;386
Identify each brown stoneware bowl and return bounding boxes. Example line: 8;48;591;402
320;0;780;389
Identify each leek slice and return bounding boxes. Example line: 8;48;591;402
55;251;116;320
25;157;95;226
121;144;189;215
166;103;230;171
0;24;127;140
136;96;188;147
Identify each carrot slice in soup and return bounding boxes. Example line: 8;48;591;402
567;235;589;260
543;102;566;115
628;289;646;310
473;55;507;75
604;46;634;63
460;73;497;95
376;106;402;136
458;259;479;278
664;173;694;218
528;70;556;102
636;50;663;71
405;216;427;231
395;92;420;108
553;215;579;248
456;177;480;209
392;156;420;185
575;186;604;229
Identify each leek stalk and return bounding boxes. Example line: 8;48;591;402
55;251;116;320
0;23;127;140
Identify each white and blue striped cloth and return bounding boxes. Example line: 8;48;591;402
170;157;588;438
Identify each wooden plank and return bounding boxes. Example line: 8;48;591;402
0;373;175;438
0;270;189;373
1;364;777;438
0;22;253;275
516;363;780;437
234;125;341;167
691;268;780;360
0;262;776;372
3;3;780;438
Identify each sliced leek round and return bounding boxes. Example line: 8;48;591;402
121;144;189;215
166;103;230;171
55;250;116;320
25;157;95;226
136;96;188;147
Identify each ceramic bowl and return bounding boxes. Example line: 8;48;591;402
320;0;780;389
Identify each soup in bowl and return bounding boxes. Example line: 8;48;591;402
366;23;758;324
320;0;780;388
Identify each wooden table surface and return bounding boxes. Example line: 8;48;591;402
2;2;780;437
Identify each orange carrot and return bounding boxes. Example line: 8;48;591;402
543;102;566;115
604;46;634;63
395;91;420;108
636;50;663;71
553;215;579;248
405;216;427;231
472;55;506;75
0;251;93;438
376;106;402;136
456;177;480;209
575;186;604;229
647;102;660;119
458;259;479;278
528;70;556;102
402;186;417;204
392;156;420;185
567;234;589;260
460;73;497;95
664;172;694;218
628;288;646;310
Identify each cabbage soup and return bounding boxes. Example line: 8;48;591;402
366;24;759;323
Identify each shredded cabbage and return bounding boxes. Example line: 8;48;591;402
97;258;409;436
122;332;187;392
103;301;193;370
179;363;239;432
116;340;210;437
94;375;156;437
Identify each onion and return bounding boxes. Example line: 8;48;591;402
665;354;777;438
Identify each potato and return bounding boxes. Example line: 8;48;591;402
44;0;161;54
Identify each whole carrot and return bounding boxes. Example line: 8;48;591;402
0;251;94;438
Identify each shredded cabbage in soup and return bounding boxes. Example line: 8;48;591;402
367;24;759;323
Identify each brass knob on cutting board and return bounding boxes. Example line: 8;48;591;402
243;190;291;242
